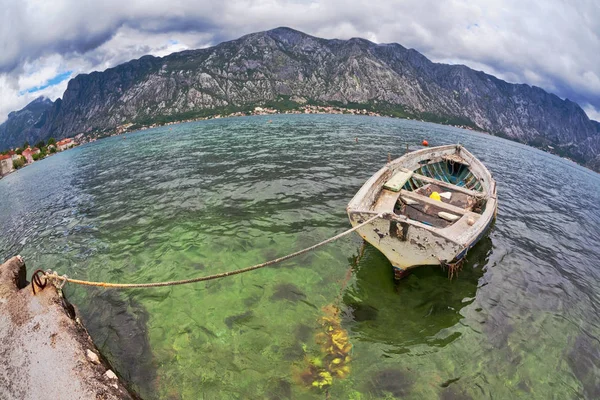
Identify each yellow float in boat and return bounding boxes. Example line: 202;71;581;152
429;191;441;201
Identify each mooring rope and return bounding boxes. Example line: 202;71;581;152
39;213;383;290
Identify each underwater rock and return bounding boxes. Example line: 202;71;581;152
80;289;156;397
243;293;262;307
270;283;306;302
567;334;600;398
266;378;292;400
198;325;218;339
0;256;136;399
263;248;282;265
294;323;312;342
191;262;206;270
224;310;254;329
283;342;305;361
439;386;473;400
483;312;514;349
366;368;413;398
440;377;461;388
517;380;531;393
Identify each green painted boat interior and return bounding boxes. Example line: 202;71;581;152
403;160;483;192
396;158;488;228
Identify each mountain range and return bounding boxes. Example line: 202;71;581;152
1;27;599;171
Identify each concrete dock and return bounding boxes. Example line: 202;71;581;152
0;256;137;399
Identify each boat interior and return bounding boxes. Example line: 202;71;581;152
372;156;488;229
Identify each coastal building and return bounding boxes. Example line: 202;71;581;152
8;151;20;161
31;147;41;155
0;154;14;176
22;148;34;164
56;138;74;151
115;124;133;134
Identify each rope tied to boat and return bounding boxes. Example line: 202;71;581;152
38;213;384;290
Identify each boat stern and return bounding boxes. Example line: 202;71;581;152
347;210;464;278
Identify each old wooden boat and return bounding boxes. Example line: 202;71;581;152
347;144;497;279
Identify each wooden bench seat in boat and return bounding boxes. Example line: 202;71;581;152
400;190;469;216
372;189;403;213
398;190;481;229
415;184;473;209
407;170;485;198
378;167;485;225
384;170;413;192
442;212;481;237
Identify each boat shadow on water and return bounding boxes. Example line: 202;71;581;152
342;233;494;351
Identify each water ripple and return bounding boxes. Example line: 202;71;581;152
1;114;599;399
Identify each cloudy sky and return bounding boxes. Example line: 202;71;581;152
1;0;599;123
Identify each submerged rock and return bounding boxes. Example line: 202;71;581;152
440;386;473;400
266;378;292;400
79;288;156;397
366;368;413;398
0;256;137;399
294;323;313;342
567;334;600;398
270;283;306;302
224;310;254;329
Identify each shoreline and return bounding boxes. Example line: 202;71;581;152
105;104;483;138
102;105;587;171
1;105;477;179
1;105;591;178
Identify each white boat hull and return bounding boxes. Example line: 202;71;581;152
347;145;497;279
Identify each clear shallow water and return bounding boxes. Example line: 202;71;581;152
1;114;600;399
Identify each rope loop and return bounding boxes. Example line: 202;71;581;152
31;269;48;295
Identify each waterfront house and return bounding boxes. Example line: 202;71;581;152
8;151;20;161
56;138;74;151
22;148;34;164
0;154;13;176
31;147;41;155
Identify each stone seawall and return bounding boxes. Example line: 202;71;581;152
0;256;137;399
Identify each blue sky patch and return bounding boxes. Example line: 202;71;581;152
21;70;73;94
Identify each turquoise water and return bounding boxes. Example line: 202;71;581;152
1;114;600;399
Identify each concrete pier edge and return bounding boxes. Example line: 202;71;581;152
0;255;138;399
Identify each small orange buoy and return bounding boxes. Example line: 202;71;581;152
422;140;429;146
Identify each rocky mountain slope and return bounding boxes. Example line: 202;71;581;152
0;97;54;148
2;27;599;171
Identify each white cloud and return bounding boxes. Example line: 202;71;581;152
0;25;214;123
0;0;598;123
583;104;600;122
